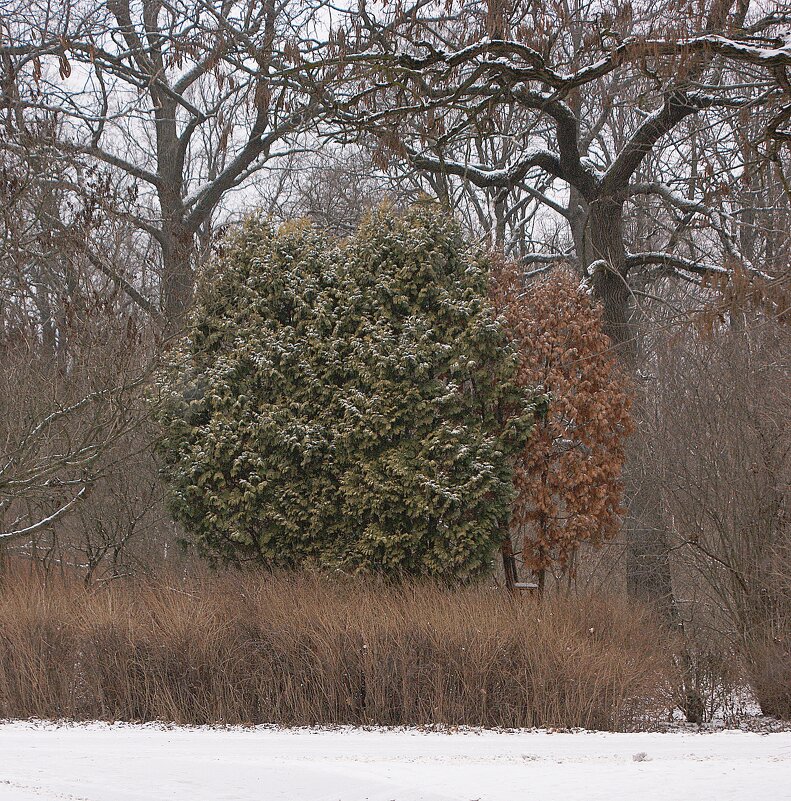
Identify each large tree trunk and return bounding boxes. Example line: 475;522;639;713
160;223;195;333
155;89;195;334
585;196;633;355
622;436;675;619
584;195;676;619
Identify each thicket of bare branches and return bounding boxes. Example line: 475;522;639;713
646;314;790;717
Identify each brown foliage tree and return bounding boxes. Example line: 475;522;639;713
492;264;634;591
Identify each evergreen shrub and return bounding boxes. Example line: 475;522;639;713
155;204;541;578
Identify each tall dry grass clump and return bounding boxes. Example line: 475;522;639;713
0;567;673;730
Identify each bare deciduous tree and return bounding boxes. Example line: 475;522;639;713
1;0;332;329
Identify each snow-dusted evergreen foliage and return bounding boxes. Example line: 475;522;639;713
155;204;540;578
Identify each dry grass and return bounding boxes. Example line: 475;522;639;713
0;565;674;730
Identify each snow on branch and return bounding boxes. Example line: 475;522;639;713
344;30;791;95
628;183;775;281
629;182;708;215
0;486;88;542
625;252;728;277
408;147;564;187
517;253;572;280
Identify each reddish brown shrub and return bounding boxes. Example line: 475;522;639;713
492;263;634;588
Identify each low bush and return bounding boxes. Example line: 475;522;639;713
0;567;673;730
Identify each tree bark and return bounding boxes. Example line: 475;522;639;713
622;437;675;619
160;223;195;332
585;196;634;356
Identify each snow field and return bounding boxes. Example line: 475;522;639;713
1;722;789;801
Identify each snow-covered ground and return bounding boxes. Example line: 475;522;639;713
1;722;789;801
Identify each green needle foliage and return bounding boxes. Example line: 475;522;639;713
155;204;542;579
